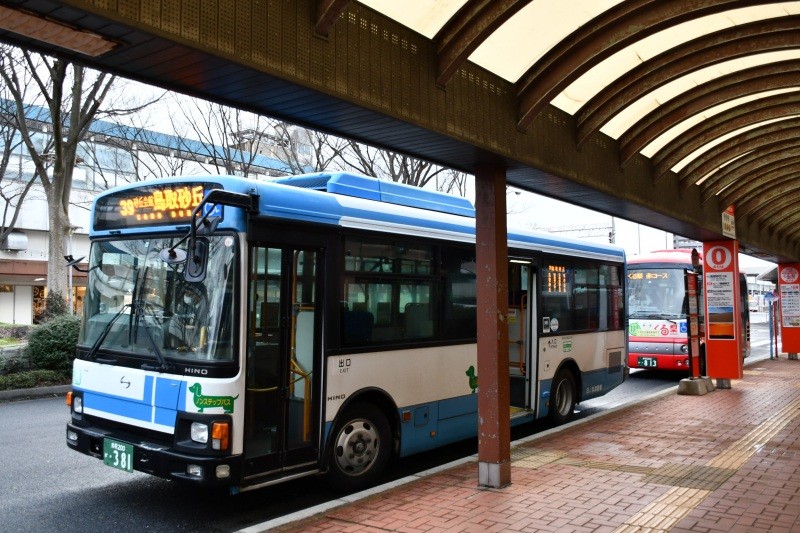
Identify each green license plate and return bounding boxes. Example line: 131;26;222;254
103;438;133;473
637;356;658;368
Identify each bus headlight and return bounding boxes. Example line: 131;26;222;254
191;422;209;444
72;395;83;414
680;344;689;354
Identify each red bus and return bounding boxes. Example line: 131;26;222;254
627;249;750;371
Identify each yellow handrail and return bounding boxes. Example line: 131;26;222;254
290;359;312;441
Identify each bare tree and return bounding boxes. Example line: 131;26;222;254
438;168;470;197
272;121;349;173
0;92;42;245
0;47;146;305
334;139;469;194
168;96;282;177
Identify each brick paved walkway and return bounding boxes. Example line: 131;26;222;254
259;358;800;532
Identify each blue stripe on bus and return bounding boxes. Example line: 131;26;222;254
581;366;626;402
538;381;552;419
398;394;478;457
77;375;180;429
84;390;153;423
438;393;477;419
154;407;176;427
155;377;181;408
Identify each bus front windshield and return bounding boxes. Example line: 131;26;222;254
627;267;687;319
79;234;237;363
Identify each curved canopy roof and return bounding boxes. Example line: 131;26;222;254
1;0;799;260
367;0;800;212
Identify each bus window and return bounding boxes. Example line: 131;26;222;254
541;262;573;332
573;264;599;330
341;236;437;346
442;247;476;341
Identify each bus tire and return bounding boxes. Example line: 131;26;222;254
326;403;391;492
549;368;576;425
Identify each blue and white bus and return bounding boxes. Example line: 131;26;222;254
66;172;627;492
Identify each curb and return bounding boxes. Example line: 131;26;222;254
0;384;70;402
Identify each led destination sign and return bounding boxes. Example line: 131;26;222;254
93;183;221;231
628;271;672;281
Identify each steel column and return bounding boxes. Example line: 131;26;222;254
475;162;511;489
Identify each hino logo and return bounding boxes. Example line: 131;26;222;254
185;367;208;375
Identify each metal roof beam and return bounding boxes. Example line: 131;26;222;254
435;0;532;87
700;141;800;203
653;92;800;181
769;201;800;235
733;175;800;219
678;116;800;187
577;18;800;149
720;159;800;213
515;0;777;130
621;62;800;168
743;174;800;225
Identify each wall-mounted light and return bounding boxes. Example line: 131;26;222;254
0;6;118;57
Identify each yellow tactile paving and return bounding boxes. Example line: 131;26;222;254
509;448;565;469
613;395;800;531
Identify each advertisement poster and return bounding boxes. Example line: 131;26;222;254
705;271;735;339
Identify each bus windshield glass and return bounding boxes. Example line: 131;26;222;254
79;234;237;363
627;267;687;319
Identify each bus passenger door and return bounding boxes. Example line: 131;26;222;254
508;259;537;413
245;244;322;477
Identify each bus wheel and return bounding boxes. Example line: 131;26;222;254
326;403;391;492
549;369;576;425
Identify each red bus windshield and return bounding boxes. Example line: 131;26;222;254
627;267;687;319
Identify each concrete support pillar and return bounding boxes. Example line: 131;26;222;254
474;163;511;488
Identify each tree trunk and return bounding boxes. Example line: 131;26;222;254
46;185;70;304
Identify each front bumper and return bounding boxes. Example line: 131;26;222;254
66;422;241;487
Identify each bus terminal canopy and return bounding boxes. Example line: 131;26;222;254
2;0;800;262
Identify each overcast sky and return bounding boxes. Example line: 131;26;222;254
506;188;776;272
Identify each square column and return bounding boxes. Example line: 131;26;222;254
474;163;510;488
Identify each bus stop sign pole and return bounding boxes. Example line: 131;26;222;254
765;292;777;359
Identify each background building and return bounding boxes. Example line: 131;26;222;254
0;100;307;324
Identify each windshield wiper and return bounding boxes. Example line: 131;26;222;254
85;304;132;362
134;301;172;373
126;265;170;372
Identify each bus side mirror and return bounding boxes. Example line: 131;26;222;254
64;255;88;272
162;189;258;281
184;237;209;283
